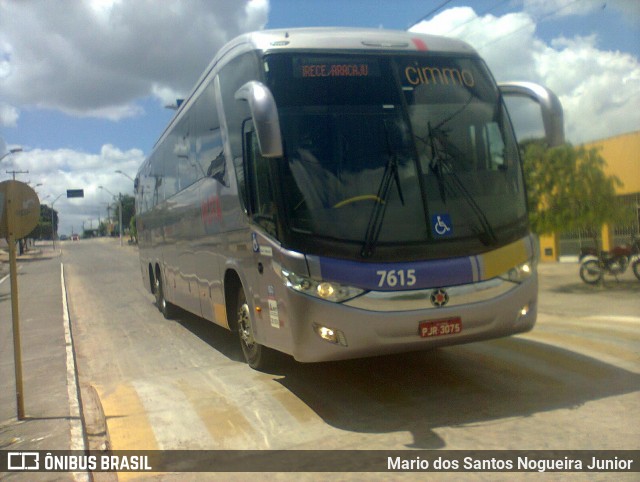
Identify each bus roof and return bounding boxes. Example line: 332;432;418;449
221;27;476;57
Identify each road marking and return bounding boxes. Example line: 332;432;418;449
489;335;626;385
133;378;214;449
176;378;256;448
98;366;329;451
98;382;159;450
584;315;640;324
0;263;22;285
61;263;86;450
525;330;640;373
61;263;90;482
96;382;162;481
539;317;640;340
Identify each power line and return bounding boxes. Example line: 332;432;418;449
407;0;454;30
474;0;583;51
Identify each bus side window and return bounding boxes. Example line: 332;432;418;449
244;121;278;237
218;51;261;211
163;132;179;199
175;115;200;191
193;83;226;185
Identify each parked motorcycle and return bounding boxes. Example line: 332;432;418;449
579;235;640;284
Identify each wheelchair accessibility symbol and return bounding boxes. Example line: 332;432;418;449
432;214;453;237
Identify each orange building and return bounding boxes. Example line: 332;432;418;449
538;130;640;262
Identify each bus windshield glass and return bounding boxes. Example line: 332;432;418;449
264;53;526;253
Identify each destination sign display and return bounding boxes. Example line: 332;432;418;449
294;57;380;79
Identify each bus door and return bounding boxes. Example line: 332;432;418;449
243;120;292;353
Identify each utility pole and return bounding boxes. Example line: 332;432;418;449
6;170;29;180
99;186;123;246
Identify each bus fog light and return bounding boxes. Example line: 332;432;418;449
313;323;348;346
517;304;530;320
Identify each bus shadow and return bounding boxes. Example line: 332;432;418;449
267;338;640;449
164;306;640;449
555;279;640;294
169;305;245;363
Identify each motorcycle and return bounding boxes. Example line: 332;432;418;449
579;235;640;284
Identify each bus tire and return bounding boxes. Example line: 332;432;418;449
236;287;273;370
154;266;177;319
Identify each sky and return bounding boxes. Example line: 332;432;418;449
1;0;639;236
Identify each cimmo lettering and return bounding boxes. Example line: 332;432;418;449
405;65;475;87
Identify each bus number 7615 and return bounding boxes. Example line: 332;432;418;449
377;269;417;288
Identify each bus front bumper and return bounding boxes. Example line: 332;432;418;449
285;274;537;363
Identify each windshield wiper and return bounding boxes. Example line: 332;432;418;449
361;121;405;258
427;124;498;246
428;122;447;203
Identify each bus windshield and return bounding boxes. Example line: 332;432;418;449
264;53;526;256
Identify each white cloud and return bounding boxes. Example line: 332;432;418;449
151;84;185;109
2;145;144;235
0;102;19;127
0;0;269;121
410;7;640;143
0;1;269;235
537;35;640;142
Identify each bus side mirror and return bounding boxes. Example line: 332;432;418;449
499;82;565;147
235;81;284;158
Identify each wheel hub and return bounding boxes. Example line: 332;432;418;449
238;303;255;347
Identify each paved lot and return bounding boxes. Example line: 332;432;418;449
1;240;638;481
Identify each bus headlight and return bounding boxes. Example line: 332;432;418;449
500;258;536;283
282;270;365;302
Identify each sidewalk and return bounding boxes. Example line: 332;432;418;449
0;244;81;479
0;242;58;277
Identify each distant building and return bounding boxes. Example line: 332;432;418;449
539;130;640;262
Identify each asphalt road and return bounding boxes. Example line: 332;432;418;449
58;237;639;479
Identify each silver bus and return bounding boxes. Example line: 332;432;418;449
135;28;564;369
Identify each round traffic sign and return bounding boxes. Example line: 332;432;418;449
0;180;41;241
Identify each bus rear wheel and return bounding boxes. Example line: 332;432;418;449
236;288;273;370
154;267;177;319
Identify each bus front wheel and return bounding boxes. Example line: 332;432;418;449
236;288;273;370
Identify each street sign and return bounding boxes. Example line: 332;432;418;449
0;180;40;240
67;189;84;198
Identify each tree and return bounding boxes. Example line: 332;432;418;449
120;194;135;230
523;142;629;249
28;204;58;240
105;194;135;235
